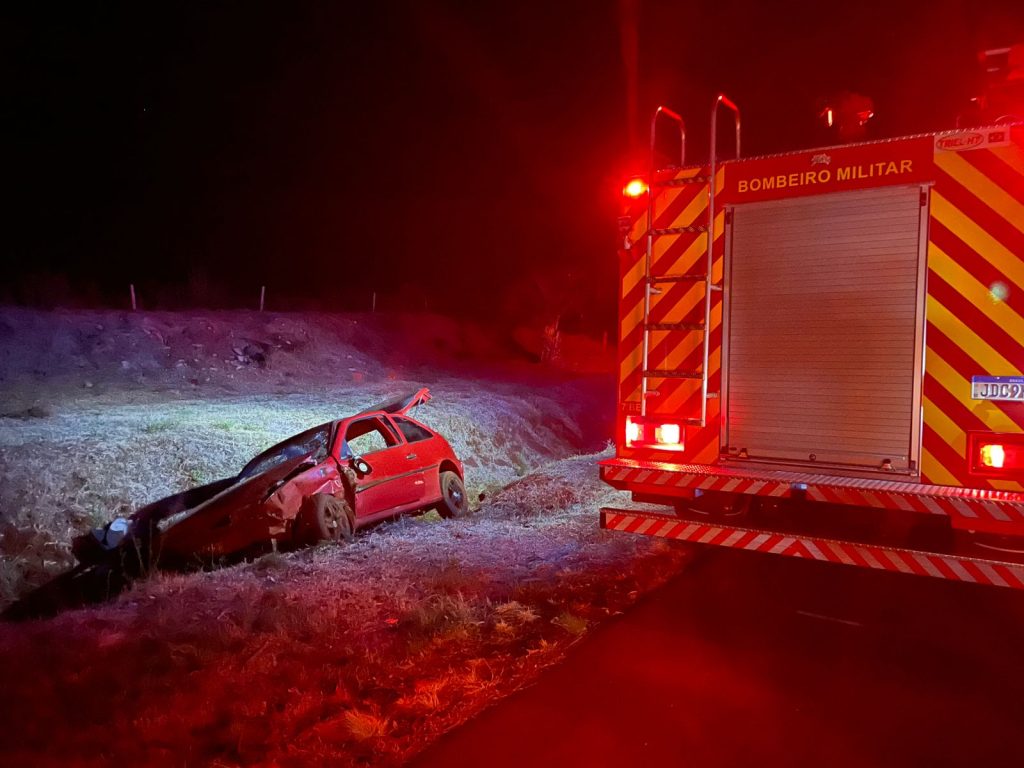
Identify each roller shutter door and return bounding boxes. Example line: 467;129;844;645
724;185;924;471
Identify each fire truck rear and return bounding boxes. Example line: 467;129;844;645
600;97;1024;589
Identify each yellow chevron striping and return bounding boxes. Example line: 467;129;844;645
657;232;724;330
920;444;960;488
922;351;1023;491
929;243;1024;341
693;441;718;464
667;184;709;231
936;151;1024;238
620;295;645;342
991;140;1024;178
927;296;1022;377
925;347;1023;433
991;478;1024;492
629;214;646;245
931;192;1024;290
621;256;646;300
665;211;725;277
922;393;966;455
656;282;704;326
619;337;643;383
656;341;722;415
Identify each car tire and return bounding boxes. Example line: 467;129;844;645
436;471;469;519
300;493;354;544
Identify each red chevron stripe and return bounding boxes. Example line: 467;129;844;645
925;330;1024;442
930;219;1024;318
926;321;1018;399
927;270;1024;371
955;144;1024;209
931;556;961;581
923;363;1012;437
921;422;975;488
935;163;1024;259
648;280;704;325
845;543;875;569
602;509;1024;587
641;293;722;378
652;181;705;229
961;559;990;583
996;563;1024;588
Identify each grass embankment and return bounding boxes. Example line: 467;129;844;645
0;309;688;766
0;453;689;766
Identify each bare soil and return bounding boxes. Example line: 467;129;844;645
0;309;689;767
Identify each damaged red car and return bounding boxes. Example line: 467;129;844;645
2;389;466;620
117;388;467;563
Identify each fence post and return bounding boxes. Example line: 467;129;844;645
259;285;266;312
372;292;377;313
129;284;137;311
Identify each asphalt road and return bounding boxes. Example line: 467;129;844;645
413;546;1024;767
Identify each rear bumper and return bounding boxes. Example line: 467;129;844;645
600;507;1024;590
599;457;1024;533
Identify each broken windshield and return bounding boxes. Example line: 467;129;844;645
237;423;332;480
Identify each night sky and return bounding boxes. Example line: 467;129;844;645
7;0;1024;321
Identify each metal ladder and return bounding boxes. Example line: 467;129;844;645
640;96;741;427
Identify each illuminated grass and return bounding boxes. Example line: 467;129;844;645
0;451;691;767
0;309;685;767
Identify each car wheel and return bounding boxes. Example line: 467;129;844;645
436;471;469;519
300;494;354;544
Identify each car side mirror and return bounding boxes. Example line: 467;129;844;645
352;457;372;475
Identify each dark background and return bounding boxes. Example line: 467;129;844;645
6;0;1024;325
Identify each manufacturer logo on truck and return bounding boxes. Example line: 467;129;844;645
936;130;1011;152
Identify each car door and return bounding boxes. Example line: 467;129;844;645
339;416;425;519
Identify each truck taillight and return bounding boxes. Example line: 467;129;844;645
623;178;648;198
969;432;1024;478
981;444;1006;469
625;417;642;444
625;416;685;451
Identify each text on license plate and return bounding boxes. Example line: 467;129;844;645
971;376;1024;401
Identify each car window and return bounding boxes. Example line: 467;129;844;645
345;417;400;456
392;416;433;444
238;423;332;480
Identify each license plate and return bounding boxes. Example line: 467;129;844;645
971;376;1024;401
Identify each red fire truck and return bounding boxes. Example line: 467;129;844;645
600;98;1024;589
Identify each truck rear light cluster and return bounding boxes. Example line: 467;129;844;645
625;416;685;452
968;432;1024;478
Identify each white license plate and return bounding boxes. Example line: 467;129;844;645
971;376;1024;401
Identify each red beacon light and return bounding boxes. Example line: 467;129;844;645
623;177;648;198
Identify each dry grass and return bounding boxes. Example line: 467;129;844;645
0;377;606;606
0;452;691;767
0;309;687;767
